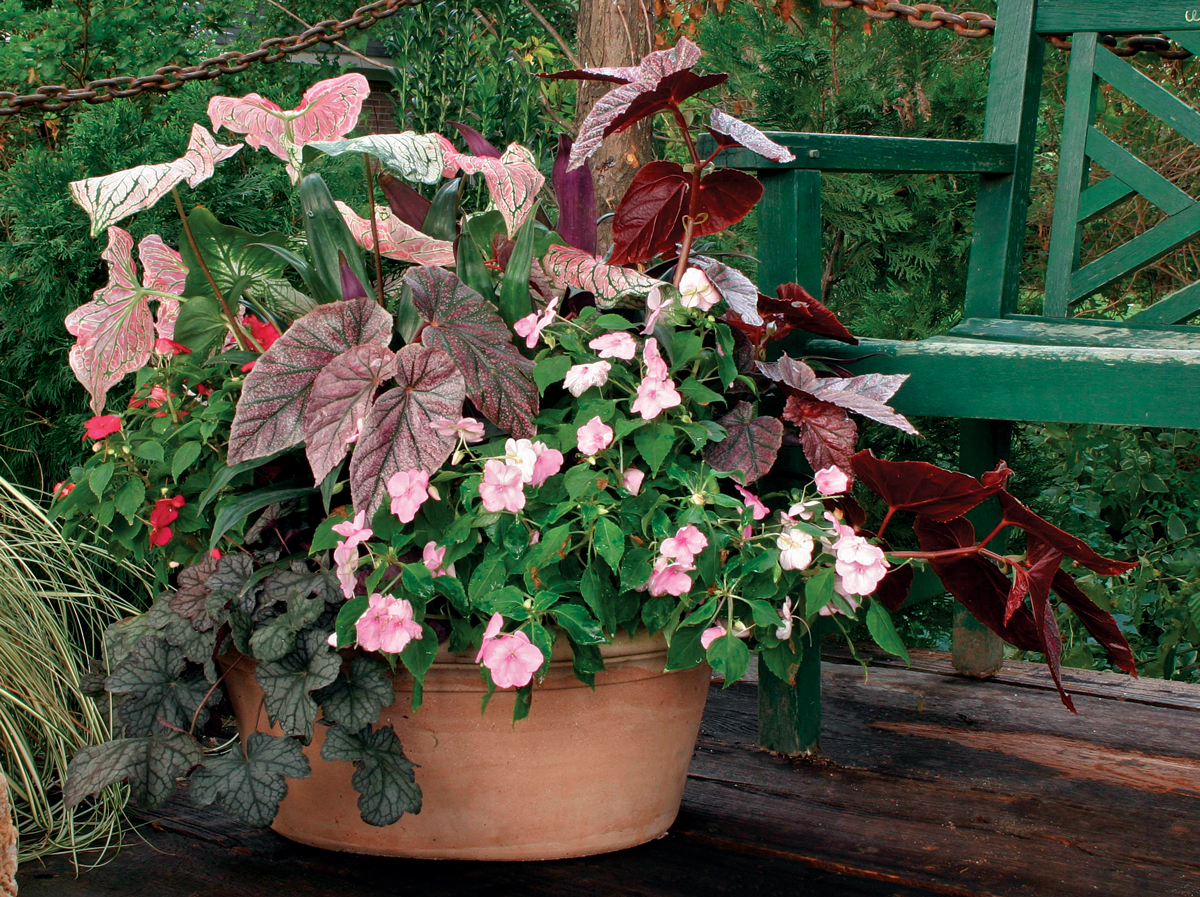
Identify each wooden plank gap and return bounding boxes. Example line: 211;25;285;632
1084;127;1195;216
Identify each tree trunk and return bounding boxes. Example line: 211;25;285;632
575;0;655;251
0;772;15;897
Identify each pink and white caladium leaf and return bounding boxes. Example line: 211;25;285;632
690;254;762;326
708;110;797;164
303;344;398;486
349;344;466;517
758;354;918;435
539;244;661;306
69;124;241;236
335;201;455;267
406;266;538;438
227;297;392;465
304;131;448;185
65;228;189;412
208;73;369;181
704;401;784;485
444;143;545;237
547;38;705;171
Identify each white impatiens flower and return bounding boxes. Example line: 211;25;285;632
776;596;796;640
776;527;815;571
563;361;611;397
503;438;539;482
678;267;721;311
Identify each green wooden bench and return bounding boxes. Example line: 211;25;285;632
713;0;1200;753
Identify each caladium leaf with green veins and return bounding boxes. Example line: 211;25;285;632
69;124;241;235
104;636;219;737
349;344;465;518
335;201;455;267
254;629;341;742
66;228;188;412
208;73;370;181
406;266;537;438
228;297;392;466
66;732;201;810
303;344;397;486
316;655;395;733
190;732;310;827
708;109;797;163
704;401;783;485
304;131;448;184
321;724;421;826
138;235;188;339
539;244;661;305
444;143;545;237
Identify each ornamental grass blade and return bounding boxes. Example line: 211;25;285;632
851;450;1012;521
406;266;538;438
540;245;662;305
228;297;392;465
303;344;397;485
349;344;465;518
704;401;783;485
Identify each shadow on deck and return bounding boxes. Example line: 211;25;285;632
18;652;1200;896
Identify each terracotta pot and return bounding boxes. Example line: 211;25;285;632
221;632;710;860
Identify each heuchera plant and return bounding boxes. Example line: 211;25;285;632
62;42;1138;831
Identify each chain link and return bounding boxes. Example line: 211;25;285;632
0;0;424;117
821;0;1195;59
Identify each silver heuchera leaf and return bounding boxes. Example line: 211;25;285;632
104;637;219;737
349;344;466;518
406;266;538;438
190;732;311;827
254;629;341;743
320;724;421;826
66;732;201;810
228;298;392;466
691;254;762;326
709;110;797;164
305;131;448;185
303;344;398;486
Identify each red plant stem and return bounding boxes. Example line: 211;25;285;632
875;507;896;541
975;520;1008;551
363;152;386;307
172;188;252;350
670;104;706;288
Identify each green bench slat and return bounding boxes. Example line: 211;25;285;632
808;334;1200;427
950;315;1200;350
1035;1;1200;34
707;133;1017;174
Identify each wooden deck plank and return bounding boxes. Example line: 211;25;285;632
18;655;1200;897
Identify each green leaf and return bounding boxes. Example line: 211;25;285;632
399;623;439;711
298;174;373;304
469;554;510;602
594;314;636;330
641;595;675;635
66;732;201;811
133;441;164;463
255;630;341;742
551;603;606;645
533;355;573;394
317;656;394;733
1168;513;1188;542
198;447;293;513
593;517;625;572
746;598;784;629
805;568;836;617
678;376;724;405
707;633;750;685
190;732;310;827
759;638;803;685
513;684;533;723
335;594;370;647
171;441;203;482
866;601;910;664
321;724;421;826
433;575;469;613
105;637;217;737
113;478;146;524
422;177;463;241
665;625;706;672
89;461;114;498
210;486;316;550
497;204;538;327
174;294;228;356
633;419;674;475
580;563;616;634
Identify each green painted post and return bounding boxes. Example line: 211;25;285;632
757;620;825;754
952;418;1013;677
756;168;823;298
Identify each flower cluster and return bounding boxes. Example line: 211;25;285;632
479;438;564;513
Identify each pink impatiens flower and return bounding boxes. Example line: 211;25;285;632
332;510;373;599
355;593;424;654
563;361;611;397
422;541;450;577
776;528;815;571
429;416;486;443
84;414;121;440
588;331;637;360
819;580;863;617
647;558;694;597
700;625;726;649
529;442;564;486
660;525;708;567
643;338;669;381
475;612;505;663
513;298;558;349
481;629;545;689
814;465;850;495
576;416;614;456
833;531;889;595
631;375;682;420
735;485;770;521
480;458;526;513
643;285;673;334
678;267;721;311
622;468;645;496
387;469;431;524
503;438;539;481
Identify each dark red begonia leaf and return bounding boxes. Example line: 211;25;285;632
692;169;762;237
378;173;431;229
610;160;689;266
606;71;729;137
761;283;858;345
998;491;1137;576
783;394;857;478
912;515;1044;653
1025;536;1074;711
1051;569;1138;676
704;401;783;485
875;559;914;613
448;122;503;159
552;134;598;255
852;450;1013;522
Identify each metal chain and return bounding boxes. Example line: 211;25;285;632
820;0;1195;59
0;0;424;117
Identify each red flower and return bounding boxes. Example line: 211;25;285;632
148;495;186;547
52;481;75;499
84;415;121;440
129;385;171;410
148;526;174;547
210;548;222;560
194;383;213;398
247;315;281;352
154;338;192;356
